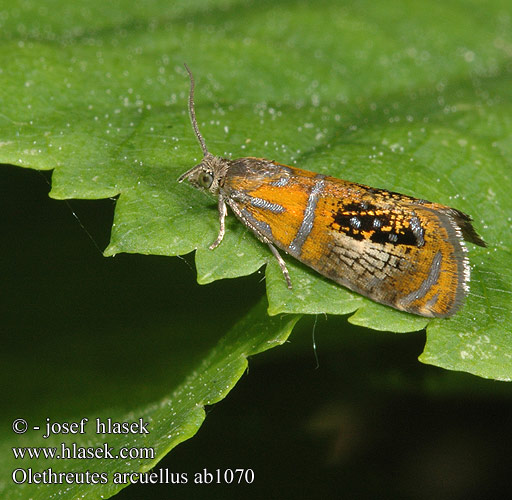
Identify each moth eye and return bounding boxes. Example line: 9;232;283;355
199;172;213;188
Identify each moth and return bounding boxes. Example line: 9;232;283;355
178;65;486;317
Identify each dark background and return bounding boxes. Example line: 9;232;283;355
2;164;511;499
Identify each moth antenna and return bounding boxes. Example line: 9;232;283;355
184;63;209;156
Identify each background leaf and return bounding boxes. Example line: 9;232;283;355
3;168;512;499
2;0;512;499
1;293;298;499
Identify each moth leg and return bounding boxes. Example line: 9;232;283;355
268;243;292;289
210;195;227;250
224;199;292;288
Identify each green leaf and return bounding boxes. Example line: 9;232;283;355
0;297;299;499
2;1;512;499
1;8;512;494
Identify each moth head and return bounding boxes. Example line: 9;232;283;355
178;153;229;195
